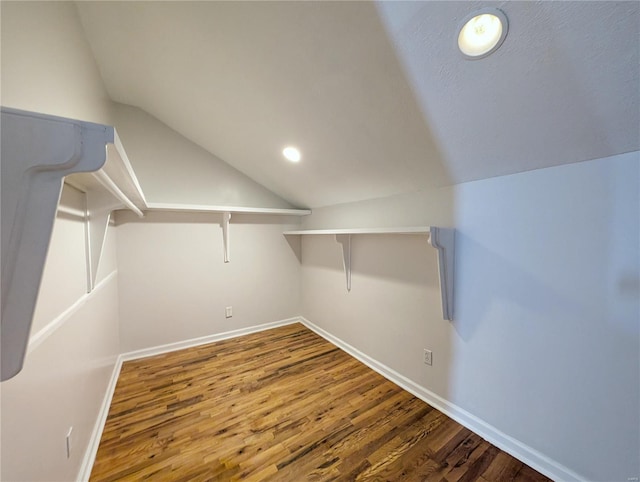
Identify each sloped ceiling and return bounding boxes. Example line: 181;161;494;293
76;1;639;209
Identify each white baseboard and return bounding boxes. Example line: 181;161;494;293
120;317;300;362
77;356;123;482
299;317;586;482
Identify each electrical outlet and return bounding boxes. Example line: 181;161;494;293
66;427;73;458
225;306;233;318
423;349;433;366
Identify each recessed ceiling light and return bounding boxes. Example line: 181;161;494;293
458;9;508;59
283;146;301;163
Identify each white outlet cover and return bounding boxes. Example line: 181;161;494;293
225;306;233;318
423;349;433;366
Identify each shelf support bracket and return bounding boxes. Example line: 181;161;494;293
84;189;121;293
335;234;352;292
222;212;231;263
428;227;455;321
1;108;112;381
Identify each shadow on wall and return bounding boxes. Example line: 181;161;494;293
302;151;639;480
451;232;590;343
446;153;639;481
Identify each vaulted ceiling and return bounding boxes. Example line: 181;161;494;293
76;1;639;209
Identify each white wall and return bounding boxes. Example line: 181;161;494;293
0;2;120;480
29;187;89;336
302;233;451;390
302;186;454;229
452;151;639;482
0;1;113;124
113;104;296;209
0;186;121;482
115;211;303;352
301;151;639;482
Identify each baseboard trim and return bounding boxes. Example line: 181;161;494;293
299;316;585;482
77;355;123;482
120;317;301;362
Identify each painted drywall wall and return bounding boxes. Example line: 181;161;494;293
0;187;121;481
115;211;303;352
0;3;121;480
112;104;297;209
301;151;639;481
0;1;113;124
29;186;89;335
0;277;120;482
302;186;454;229
451;151;639;482
302;233;449;389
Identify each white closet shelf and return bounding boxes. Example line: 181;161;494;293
66;130;147;217
144;203;310;264
1;107;147;381
285;226;455;322
284;227;430;235
64;129;148;294
146;202;311;216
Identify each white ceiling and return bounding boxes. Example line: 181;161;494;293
76;1;639;209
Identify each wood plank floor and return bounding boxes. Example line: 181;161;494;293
90;324;550;481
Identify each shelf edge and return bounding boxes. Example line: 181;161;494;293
145;202;311;216
283;227;431;235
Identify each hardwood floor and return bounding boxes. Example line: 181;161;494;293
90;324;550;481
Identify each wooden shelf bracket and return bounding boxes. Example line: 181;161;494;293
144;203;311;265
1;107;147;381
65;130;147;293
84;190;121;292
428;227;455;321
1;108;109;380
335;234;352;292
283;226;455;320
222;212;231;263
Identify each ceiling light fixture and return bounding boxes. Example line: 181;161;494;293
283;146;301;163
458;8;508;59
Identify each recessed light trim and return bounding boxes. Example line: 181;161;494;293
458;8;508;60
283;146;301;163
